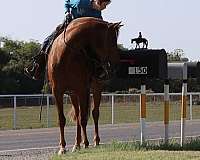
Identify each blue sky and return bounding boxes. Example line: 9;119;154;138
0;0;200;61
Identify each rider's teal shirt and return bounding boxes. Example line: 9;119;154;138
65;0;102;19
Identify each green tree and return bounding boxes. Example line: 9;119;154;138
167;49;188;62
0;48;10;69
117;44;128;51
0;37;43;94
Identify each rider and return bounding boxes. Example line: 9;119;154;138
138;32;142;39
25;0;111;80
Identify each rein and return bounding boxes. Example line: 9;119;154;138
39;54;49;122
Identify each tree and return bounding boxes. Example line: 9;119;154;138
0;37;43;94
117;44;128;51
0;48;10;69
167;49;188;62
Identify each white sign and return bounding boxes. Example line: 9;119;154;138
128;67;148;75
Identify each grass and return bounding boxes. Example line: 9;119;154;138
0;95;200;129
52;139;200;160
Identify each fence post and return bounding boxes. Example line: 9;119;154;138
189;94;193;120
111;95;114;124
47;95;50;128
140;80;146;145
181;63;187;147
13;96;17;129
164;79;169;143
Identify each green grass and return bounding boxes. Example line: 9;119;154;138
0;99;200;129
52;139;200;160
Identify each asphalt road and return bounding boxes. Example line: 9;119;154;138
0;120;200;153
0;120;200;159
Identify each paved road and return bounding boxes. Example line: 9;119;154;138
0;120;200;159
0;120;200;152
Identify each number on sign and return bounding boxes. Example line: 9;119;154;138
128;67;148;74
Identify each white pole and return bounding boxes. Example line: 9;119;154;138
47;95;50;128
140;83;146;145
13;96;17;129
164;80;170;143
189;94;192;120
111;95;114;124
181;63;187;147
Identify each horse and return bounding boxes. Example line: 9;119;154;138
131;37;148;49
47;17;122;154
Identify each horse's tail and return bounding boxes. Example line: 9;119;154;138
68;94;91;123
68;106;91;123
68;106;77;122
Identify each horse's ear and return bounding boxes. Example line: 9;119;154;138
108;22;123;29
115;21;124;28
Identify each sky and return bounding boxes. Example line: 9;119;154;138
0;0;200;61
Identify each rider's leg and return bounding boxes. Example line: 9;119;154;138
25;13;73;80
24;23;65;80
24;33;53;80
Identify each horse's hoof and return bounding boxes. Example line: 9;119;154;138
94;142;100;147
72;145;80;152
83;144;89;149
83;141;89;149
58;147;67;155
93;137;100;147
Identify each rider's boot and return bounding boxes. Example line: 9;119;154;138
24;61;40;80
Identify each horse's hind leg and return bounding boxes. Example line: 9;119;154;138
70;94;81;152
92;88;101;146
79;91;90;148
53;89;67;154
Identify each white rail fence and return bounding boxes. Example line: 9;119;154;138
0;93;200;130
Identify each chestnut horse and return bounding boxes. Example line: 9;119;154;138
48;17;121;154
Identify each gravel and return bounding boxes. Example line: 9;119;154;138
0;148;58;160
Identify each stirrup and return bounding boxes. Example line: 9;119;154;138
24;63;39;80
24;67;33;79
